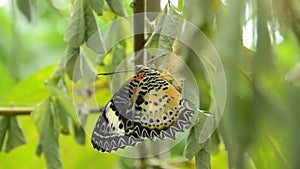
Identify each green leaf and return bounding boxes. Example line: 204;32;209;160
5;116;27;153
32;97;51;137
54;98;71;135
105;0;127;17
89;0;104;15
145;4;183;56
47;61;81;131
178;0;183;11
3;65;55;106
50;86;80;127
102;17;131;51
16;0;33;21
183;0;210;28
255;0;275;73
73;103;89;145
0;116;9;151
64;45;80;81
84;7;106;54
210;130;221;155
31;97;63;169
73;123;86;145
276;37;300;73
84;7;97;41
47;62;65;87
184;111;210;160
35;140;43;157
64;0;85;47
66;48;97;83
195;147;211;169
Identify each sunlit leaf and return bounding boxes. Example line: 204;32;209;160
276;36;300;73
3;65;55;106
5;116;26;152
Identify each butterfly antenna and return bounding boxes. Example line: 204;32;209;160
146;54;167;65
97;69;135;76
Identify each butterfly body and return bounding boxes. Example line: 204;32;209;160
92;65;194;152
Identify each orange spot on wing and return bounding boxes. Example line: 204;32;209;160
129;71;145;83
132;87;137;94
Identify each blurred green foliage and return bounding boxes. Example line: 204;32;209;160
0;0;300;169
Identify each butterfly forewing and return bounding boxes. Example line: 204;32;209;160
91;65;194;152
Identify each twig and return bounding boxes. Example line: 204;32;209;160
0;107;104;116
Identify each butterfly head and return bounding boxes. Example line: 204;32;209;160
135;65;158;74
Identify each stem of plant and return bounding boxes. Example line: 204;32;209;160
133;0;146;65
0;107;104;116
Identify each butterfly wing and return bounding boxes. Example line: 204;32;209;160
91;67;194;152
131;73;194;141
91;72;146;152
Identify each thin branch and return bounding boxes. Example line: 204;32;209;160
0;107;104;116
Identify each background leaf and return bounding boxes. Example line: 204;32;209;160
89;0;104;15
105;0;127;17
145;4;183;56
0;62;15;99
16;0;33;21
184;111;210;160
5;116;27;152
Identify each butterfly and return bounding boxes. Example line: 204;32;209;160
91;65;194;152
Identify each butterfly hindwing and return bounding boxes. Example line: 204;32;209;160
132;70;194;140
91;65;194;152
